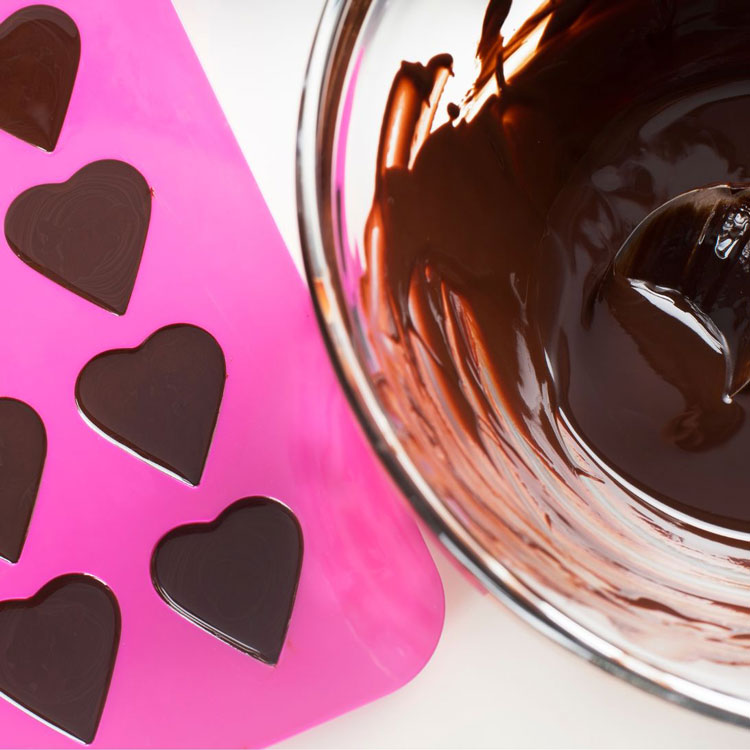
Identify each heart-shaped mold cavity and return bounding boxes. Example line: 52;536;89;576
76;324;226;485
5;160;152;315
0;574;121;744
152;497;303;665
0;398;46;564
0;5;80;151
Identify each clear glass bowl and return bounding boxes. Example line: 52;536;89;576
297;0;750;724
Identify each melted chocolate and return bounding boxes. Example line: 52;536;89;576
365;0;750;530
151;497;303;666
0;574;120;744
5;160;152;315
0;398;46;564
0;5;80;151
76;324;226;486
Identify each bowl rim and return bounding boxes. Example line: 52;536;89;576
295;0;750;728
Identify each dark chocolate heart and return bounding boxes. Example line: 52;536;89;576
0;574;121;744
76;324;226;486
152;497;303;665
0;398;46;564
5;160;152;315
0;5;80;151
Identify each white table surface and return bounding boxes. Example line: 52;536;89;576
172;2;750;747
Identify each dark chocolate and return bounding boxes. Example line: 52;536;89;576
365;0;750;528
76;324;226;486
151;497;303;665
0;574;121;744
0;398;46;564
0;5;80;151
5;160;152;315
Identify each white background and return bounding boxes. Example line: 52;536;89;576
172;1;750;747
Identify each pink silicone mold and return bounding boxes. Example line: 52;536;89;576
0;1;445;746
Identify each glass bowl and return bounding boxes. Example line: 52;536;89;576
297;0;750;724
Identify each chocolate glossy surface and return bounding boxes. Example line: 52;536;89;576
76;324;226;486
152;497;303;665
5;160;152;315
0;574;120;744
0;5;80;151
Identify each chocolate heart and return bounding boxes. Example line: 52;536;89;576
152;497;303;665
0;398;46;564
76;324;226;486
5;160;152;315
0;5;80;151
0;574;120;744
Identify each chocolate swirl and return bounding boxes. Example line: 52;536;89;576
358;0;750;672
5;160;152;315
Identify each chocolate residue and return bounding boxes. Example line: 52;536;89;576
151;497;303;666
76;324;226;486
0;574;121;744
0;5;80;151
0;398;46;564
354;0;750;666
364;0;750;531
5;160;152;315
